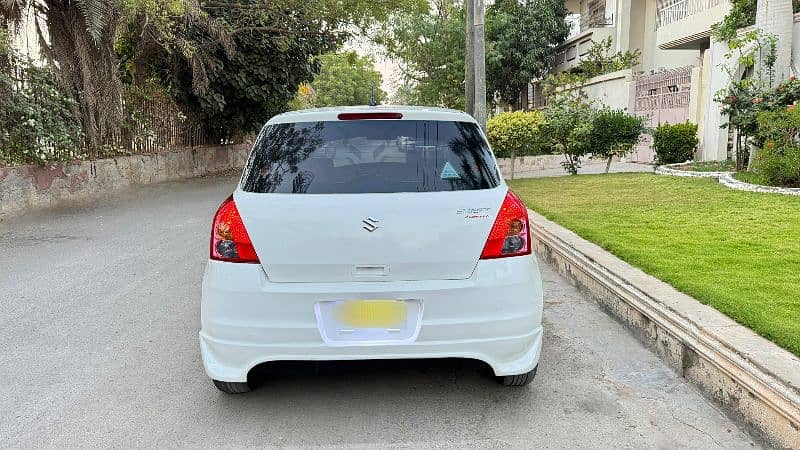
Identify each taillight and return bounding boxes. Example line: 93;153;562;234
480;190;532;259
210;195;259;263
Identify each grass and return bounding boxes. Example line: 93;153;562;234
672;160;736;172
733;171;772;186
510;173;800;357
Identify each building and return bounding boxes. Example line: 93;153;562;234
8;5;45;64
535;0;800;163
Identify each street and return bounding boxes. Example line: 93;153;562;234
0;173;761;448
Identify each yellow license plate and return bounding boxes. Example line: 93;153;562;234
335;300;408;328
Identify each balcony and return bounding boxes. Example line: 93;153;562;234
656;0;731;49
552;26;616;73
552;6;616;74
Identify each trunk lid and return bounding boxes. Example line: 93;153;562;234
234;188;506;282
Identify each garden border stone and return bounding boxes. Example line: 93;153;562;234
655;162;800;196
653;162;729;178
530;210;800;448
719;173;800;196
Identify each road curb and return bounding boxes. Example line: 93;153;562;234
529;210;800;448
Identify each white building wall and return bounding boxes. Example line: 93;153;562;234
9;7;45;63
643;0;702;72
700;39;732;161
582;69;635;110
794;15;800;75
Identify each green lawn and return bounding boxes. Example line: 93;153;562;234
510;173;800;356
673;160;736;172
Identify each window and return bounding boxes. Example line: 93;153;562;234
241;120;500;194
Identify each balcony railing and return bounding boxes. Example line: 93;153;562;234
580;11;615;31
656;0;724;28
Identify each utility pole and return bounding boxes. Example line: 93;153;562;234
465;0;475;116
472;0;487;130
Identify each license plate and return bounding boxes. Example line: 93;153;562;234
315;299;423;345
334;300;408;328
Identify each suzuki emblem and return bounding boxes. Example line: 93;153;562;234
362;217;380;232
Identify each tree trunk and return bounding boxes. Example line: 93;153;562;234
509;150;516;180
747;135;757;171
605;155;613;173
44;1;124;150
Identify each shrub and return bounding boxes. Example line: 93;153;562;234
589;109;645;172
486;111;545;159
711;0;756;41
751;107;800;187
539;92;595;175
652;122;699;164
0;29;83;166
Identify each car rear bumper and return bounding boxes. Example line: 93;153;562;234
200;256;544;382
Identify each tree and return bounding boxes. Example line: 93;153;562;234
486;110;544;178
381;0;568;109
487;0;569;106
2;0;426;146
378;0;469;108
539;91;595;175
2;0;125;148
305;52;385;107
589;109;645;173
120;0;426;139
117;0;339;140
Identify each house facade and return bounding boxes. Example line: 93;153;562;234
536;0;800;163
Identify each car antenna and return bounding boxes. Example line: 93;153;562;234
369;82;378;107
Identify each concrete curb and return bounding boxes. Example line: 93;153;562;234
529;210;800;448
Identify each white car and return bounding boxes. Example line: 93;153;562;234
200;106;544;394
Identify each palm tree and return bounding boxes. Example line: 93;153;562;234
1;0;123;148
755;0;793;84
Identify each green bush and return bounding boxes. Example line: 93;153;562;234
589;109;645;172
0;29;83;166
652;122;699;164
751;107;800;187
486;110;545;158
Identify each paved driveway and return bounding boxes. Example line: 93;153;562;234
510;161;654;179
0;174;760;448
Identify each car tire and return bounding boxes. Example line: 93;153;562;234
212;379;251;394
497;366;537;387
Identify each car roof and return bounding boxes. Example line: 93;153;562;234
267;106;477;125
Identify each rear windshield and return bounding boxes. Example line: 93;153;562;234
241;120;500;194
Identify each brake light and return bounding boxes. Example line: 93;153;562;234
210;195;259;263
480;190;532;259
337;112;403;120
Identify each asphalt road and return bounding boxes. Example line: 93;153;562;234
0;173;762;449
